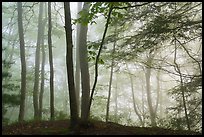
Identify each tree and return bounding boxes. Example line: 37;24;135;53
89;3;114;117
48;2;55;121
2;47;20;125
173;39;190;130
78;2;91;124
33;2;44;120
17;2;27;122
144;49;158;127
64;2;79;127
104;2;201;129
106;25;117;122
39;2;47;120
114;74;118;123
75;2;83;115
126;63;144;127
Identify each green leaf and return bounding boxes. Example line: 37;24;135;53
98;58;105;64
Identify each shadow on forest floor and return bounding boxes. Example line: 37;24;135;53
2;119;201;135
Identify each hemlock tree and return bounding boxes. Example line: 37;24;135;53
17;2;27;122
64;2;79;127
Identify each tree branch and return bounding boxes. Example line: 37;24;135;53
113;2;150;10
89;4;113;115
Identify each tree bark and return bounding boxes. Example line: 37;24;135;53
141;76;145;126
155;71;160;117
79;2;91;124
64;2;79;127
75;2;83;116
33;2;44;121
114;74;118;123
145;52;157;127
173;41;190;130
39;3;47;120
48;2;55;121
17;2;27;122
89;4;113;116
106;25;117;122
126;63;144;126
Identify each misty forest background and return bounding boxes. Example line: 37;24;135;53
2;2;202;133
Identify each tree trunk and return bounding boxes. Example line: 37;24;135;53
126;63;143;126
64;2;79;127
17;2;27;122
89;4;113;115
39;3;47;120
141;75;145;126
114;74;118;123
48;2;55;121
79;2;91;124
154;71;161;114
173;42;190;130
145;53;157;127
158;73;163;118
75;2;82;115
106;25;117;122
33;2;44;121
63;72;69;115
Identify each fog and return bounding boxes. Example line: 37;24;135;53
2;2;202;133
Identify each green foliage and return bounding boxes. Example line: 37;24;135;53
2;84;20;91
77;8;91;26
2;94;21;106
2;71;12;79
74;2;132;26
87;41;105;64
73;2;97;26
2;46;21;124
167;75;202;131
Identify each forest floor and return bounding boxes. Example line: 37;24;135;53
2;119;202;135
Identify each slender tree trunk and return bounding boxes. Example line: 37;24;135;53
64;2;79;127
141;77;145;127
156;71;161;118
39;4;47;120
39;36;45;120
106;25;117;122
89;4;113;115
63;73;69;115
48;2;55;121
78;2;91;124
159;74;163;118
75;2;82;115
145;53;157;127
173;42;190;130
126;63;143;126
33;2;44;121
114;75;118;123
17;2;27;122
